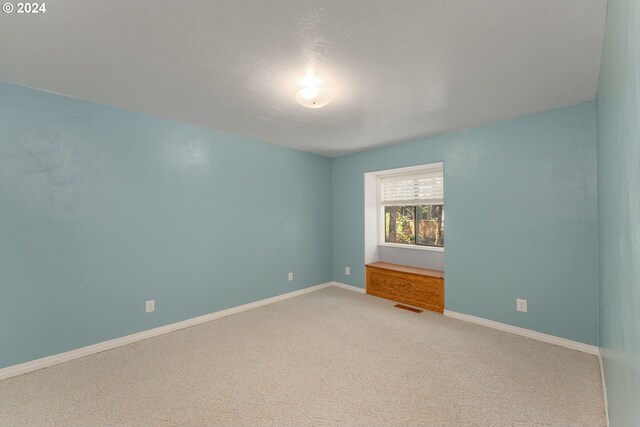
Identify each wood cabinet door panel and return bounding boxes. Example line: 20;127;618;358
366;266;444;313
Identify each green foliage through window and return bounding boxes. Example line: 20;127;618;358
385;205;444;247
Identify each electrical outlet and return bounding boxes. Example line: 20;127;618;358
288;272;293;282
516;298;527;312
145;300;155;313
345;266;351;276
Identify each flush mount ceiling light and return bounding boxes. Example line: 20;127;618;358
295;69;331;109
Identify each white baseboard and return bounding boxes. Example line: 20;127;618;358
0;280;604;394
333;283;599;357
0;282;334;381
443;309;599;355
330;281;366;294
598;350;610;427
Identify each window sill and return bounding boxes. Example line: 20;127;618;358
378;242;444;252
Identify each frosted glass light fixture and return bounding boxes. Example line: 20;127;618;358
295;69;331;108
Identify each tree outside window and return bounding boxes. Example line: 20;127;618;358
385;204;444;247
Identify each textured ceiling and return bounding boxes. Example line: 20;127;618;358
0;0;607;156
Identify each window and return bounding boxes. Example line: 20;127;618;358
380;167;444;248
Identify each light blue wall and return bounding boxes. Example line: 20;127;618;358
596;0;640;424
333;103;598;345
0;80;604;370
0;82;332;369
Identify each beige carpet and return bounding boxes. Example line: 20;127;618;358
0;287;605;427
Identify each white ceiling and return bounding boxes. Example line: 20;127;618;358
0;0;607;157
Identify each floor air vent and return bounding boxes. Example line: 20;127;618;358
394;304;423;313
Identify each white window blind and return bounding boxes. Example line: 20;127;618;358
380;169;443;206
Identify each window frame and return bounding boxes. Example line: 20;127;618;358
377;163;444;253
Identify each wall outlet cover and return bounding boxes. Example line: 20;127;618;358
145;300;155;313
516;298;528;312
288;272;293;282
345;266;351;275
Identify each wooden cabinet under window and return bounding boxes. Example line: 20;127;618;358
365;262;444;313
